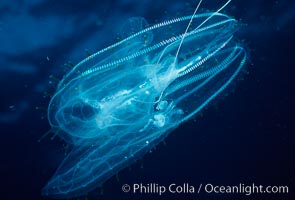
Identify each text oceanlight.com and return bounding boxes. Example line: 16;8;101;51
122;183;289;196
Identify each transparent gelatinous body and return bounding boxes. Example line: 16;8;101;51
43;12;246;198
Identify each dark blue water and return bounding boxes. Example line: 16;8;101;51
0;0;294;199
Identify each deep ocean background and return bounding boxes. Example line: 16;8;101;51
0;0;294;200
